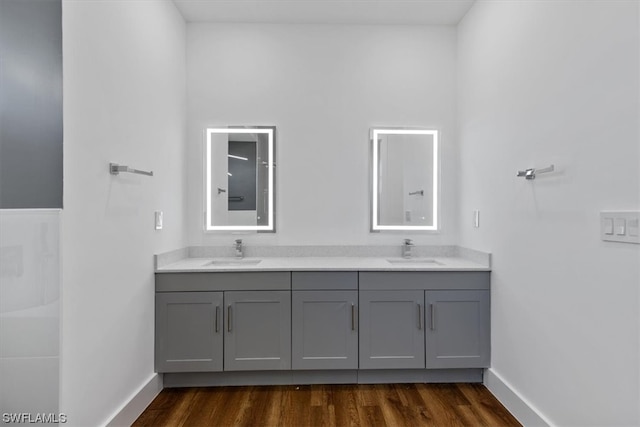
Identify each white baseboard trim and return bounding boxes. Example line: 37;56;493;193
484;368;553;427
104;374;163;427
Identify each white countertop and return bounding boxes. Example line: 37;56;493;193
155;256;490;273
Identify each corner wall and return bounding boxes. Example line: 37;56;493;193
61;1;186;425
457;1;640;425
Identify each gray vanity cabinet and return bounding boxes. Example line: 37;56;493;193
425;290;490;369
358;290;425;369
155;292;223;373
155;270;490;383
224;290;291;371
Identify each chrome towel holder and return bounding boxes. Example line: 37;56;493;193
517;164;554;180
109;163;153;177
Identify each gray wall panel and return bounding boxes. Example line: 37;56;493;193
0;0;63;208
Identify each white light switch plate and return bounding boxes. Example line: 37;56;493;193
473;210;480;228
600;211;640;244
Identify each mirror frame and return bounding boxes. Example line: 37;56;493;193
205;126;275;232
371;128;439;231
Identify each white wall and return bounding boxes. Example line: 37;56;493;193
187;24;458;246
61;1;186;425
458;1;640;425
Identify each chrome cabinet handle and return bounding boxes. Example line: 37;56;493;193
227;305;232;332
417;303;422;330
215;306;220;333
351;303;355;331
430;304;435;331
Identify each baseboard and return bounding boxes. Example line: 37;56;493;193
104;374;163;427
484;368;553;427
163;368;484;388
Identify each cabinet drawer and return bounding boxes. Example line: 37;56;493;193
292;272;357;290
156;272;291;292
359;272;489;291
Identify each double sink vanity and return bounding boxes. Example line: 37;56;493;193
160;122;488;386
154;245;491;387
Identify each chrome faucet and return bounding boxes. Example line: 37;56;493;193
234;239;243;258
402;239;414;259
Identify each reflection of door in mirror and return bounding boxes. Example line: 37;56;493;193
210;132;229;225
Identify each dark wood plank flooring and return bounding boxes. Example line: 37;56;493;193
133;383;521;427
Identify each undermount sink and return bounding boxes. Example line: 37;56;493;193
204;258;262;266
386;258;443;265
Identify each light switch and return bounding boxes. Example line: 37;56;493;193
473;210;480;228
601;212;640;244
155;211;163;230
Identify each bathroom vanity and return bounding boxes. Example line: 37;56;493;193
155;250;491;387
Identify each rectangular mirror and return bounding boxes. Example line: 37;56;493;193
205;126;275;231
371;128;438;231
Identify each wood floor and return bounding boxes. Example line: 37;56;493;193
133;383;521;427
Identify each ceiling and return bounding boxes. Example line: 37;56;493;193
172;0;476;25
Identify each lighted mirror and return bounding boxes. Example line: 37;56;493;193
205;126;275;231
371;128;438;231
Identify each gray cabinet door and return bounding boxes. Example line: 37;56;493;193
224;290;291;371
155;292;223;373
359;290;425;369
292;290;358;370
425;290;490;369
